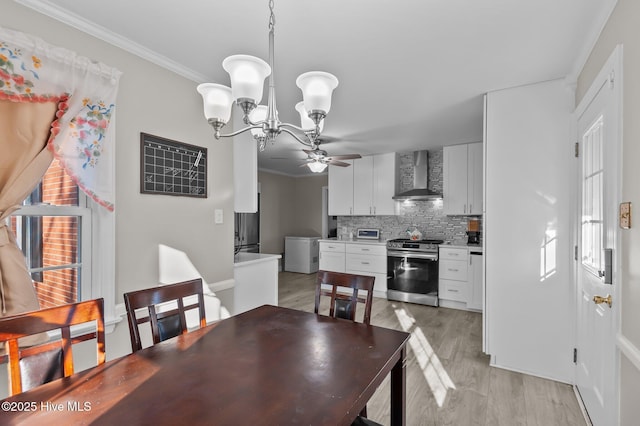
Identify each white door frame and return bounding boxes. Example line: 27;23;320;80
573;44;623;425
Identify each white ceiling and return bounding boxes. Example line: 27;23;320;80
21;0;615;176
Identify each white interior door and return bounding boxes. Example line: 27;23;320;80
575;47;621;426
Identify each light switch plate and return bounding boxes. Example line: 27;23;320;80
214;209;223;224
620;202;631;229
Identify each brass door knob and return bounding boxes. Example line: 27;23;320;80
593;294;612;308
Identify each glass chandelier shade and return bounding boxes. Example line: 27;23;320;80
295;102;324;132
295;71;339;115
222;55;271;105
196;83;233;124
197;0;340;175
307;161;328;173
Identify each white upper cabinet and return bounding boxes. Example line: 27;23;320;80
468;142;483;215
443;142;483;215
330;153;396;216
353;156;374;215
328;160;354;216
372;153;397;215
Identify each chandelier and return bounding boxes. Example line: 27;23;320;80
197;0;338;153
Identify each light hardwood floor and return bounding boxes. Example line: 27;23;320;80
277;271;586;426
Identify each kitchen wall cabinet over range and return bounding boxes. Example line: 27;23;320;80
328;153;397;216
443;142;483;215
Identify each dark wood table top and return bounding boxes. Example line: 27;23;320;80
1;305;410;425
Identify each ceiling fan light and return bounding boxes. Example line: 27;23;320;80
223;55;271;104
296;71;339;115
196;83;233;123
295;101;324;132
307;161;328;173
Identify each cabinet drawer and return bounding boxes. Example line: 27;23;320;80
320;242;346;253
346;243;386;256
439;279;468;302
439;247;468;261
439;259;468;281
346;253;386;274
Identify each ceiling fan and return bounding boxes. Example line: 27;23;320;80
301;143;361;173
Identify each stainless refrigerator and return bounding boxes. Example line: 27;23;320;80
234;197;260;254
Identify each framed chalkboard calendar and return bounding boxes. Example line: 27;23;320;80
140;133;207;198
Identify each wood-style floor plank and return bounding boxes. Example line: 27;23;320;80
277;272;585;426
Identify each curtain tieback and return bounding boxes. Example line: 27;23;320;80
0;206;20;246
0;205;22;313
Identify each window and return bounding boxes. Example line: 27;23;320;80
10;158;92;309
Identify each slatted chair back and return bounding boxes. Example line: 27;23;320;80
0;298;106;396
314;270;375;325
123;279;206;353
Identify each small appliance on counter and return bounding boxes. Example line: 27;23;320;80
356;228;380;240
467;219;480;245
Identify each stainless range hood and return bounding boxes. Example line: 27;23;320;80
392;151;443;201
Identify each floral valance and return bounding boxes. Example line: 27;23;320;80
0;26;121;211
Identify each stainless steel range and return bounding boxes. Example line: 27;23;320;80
386;238;444;307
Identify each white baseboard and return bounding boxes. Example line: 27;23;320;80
115;278;236;318
209;278;235;293
573;385;593;426
617;333;640;373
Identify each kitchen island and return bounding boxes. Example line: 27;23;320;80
233;252;281;315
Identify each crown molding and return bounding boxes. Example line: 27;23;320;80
568;0;619;82
15;0;208;83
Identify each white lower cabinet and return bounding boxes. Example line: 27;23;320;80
439;247;469;304
438;246;483;311
319;241;387;298
467;251;483;310
319;241;346;272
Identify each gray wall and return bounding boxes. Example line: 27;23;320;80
576;0;640;423
258;171;327;255
338;149;480;243
2;2;235;364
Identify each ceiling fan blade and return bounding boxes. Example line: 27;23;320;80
326;154;361;160
327;160;351;167
302;149;315;155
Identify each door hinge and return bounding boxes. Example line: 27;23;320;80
573;348;578;364
574;142;579;158
609;71;615;89
574;245;578;261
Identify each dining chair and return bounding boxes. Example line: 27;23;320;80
123;278;206;353
0;298;106;396
314;270;381;425
314;270;375;325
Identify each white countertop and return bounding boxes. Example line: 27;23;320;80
234;252;282;267
319;238;387;246
442;242;483;250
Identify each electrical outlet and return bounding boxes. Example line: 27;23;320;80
620;202;631;229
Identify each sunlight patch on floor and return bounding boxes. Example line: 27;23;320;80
394;307;456;407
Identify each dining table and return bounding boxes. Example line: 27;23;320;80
1;304;410;425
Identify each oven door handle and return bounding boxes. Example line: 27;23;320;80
387;250;438;260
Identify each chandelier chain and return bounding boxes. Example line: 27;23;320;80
269;0;276;31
